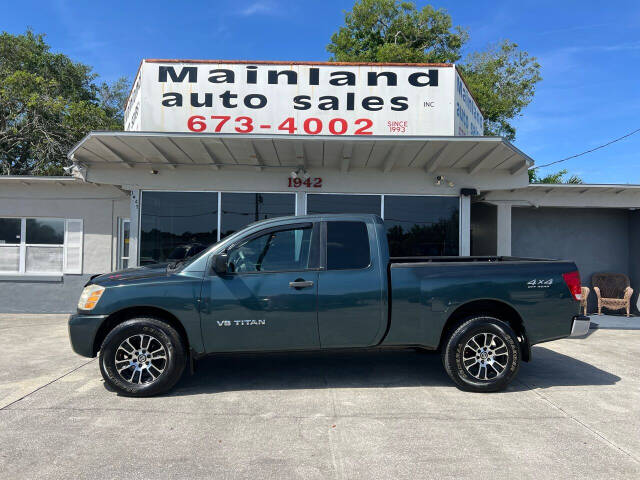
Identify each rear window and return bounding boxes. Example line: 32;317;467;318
326;221;370;270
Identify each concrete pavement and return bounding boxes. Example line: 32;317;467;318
0;314;638;479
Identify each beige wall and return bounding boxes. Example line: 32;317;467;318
84;164;528;195
0;181;129;274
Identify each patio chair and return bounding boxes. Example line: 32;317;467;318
580;286;590;315
592;273;633;317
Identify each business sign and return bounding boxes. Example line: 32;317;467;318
125;60;483;137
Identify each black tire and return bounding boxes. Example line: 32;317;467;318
441;316;520;392
99;317;186;397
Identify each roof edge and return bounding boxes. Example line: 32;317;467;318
142;59;454;67
0;175;78;182
67;130;518;160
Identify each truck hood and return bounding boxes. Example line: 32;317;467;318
89;264;171;285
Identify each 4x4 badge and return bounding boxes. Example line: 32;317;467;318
527;279;553;288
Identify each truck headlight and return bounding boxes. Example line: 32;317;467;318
78;284;105;310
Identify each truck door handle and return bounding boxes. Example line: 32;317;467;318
289;279;314;289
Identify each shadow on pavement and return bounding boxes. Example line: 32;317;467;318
514;346;621;390
162;345;620;397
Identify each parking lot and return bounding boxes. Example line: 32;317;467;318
0;314;639;479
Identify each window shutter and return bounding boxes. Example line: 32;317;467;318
64;219;83;274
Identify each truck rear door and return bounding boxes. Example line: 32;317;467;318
316;220;387;348
200;222;321;352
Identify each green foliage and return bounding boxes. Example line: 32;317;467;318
459;42;541;140
327;1;542;140
327;0;468;63
528;168;583;184
0;30;129;176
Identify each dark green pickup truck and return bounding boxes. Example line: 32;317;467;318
69;214;589;396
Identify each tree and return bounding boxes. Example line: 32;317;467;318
528;168;583;184
327;0;541;140
0;30;129;176
459;42;541;140
327;0;468;63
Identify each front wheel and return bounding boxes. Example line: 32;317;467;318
442;316;520;392
99;318;186;397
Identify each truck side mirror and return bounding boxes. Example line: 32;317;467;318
212;253;228;274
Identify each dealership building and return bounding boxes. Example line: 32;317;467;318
1;60;639;314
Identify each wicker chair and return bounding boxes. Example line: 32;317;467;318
592;273;633;317
580;286;590;315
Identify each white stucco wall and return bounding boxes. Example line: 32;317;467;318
0;181;129;274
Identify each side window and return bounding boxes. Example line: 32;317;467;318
326;221;370;270
227;227;312;273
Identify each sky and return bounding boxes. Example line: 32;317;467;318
2;0;640;183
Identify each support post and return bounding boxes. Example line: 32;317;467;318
459;195;471;256
295;191;306;216
129;188;140;267
497;203;512;257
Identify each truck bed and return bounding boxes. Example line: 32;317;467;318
383;256;579;349
390;256;560;265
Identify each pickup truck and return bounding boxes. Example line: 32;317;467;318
68;214;590;397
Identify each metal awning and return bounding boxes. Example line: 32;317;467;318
68;132;532;175
481;183;640;209
524;183;640;195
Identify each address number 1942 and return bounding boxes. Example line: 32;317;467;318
288;177;322;188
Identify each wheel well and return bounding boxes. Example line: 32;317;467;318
438;299;530;361
92;306;189;356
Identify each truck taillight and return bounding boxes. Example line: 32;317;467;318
562;271;582;301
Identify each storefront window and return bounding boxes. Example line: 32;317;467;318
220;193;295;238
140;192;218;265
0;218;21;244
0;217;81;274
25;219;64;244
306;194;381;215
384;196;459;257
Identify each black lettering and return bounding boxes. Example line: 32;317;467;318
208;69;234;83
246;66;258;84
362;96;384;111
329;71;355;86
309;67;319;85
158;66;197;83
268;69;297;84
408;69;438;87
219;91;238;108
346;92;354;110
390;96;409;111
293;95;311;110
244;94;267;109
318;96;339;110
367;71;397;86
161;92;182;107
190;93;213;107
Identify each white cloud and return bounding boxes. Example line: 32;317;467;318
239;2;277;16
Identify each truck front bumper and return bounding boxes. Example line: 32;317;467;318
68;313;108;357
570;315;591;337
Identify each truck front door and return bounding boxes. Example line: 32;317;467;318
200;222;321;352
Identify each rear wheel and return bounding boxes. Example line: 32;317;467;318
442;316;520;392
99;317;186;397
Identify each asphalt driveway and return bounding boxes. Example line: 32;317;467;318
0;314;639;479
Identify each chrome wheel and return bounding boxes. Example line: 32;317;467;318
114;334;167;385
462;332;509;381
